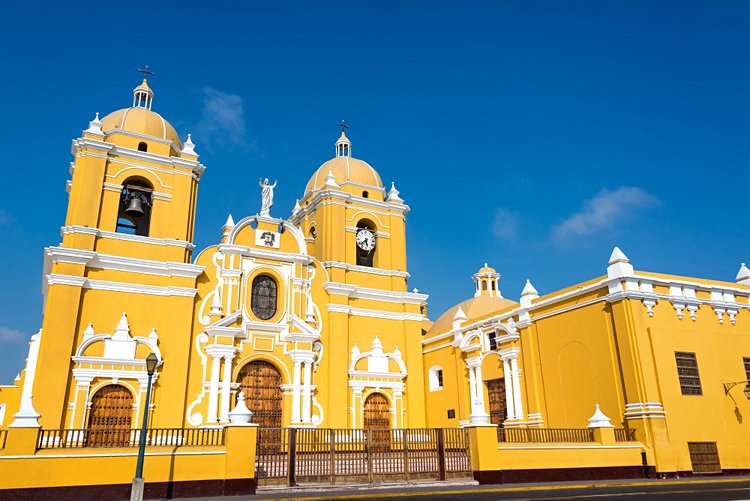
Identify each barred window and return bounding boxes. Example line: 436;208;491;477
744;357;750;382
675;352;702;395
251;275;278;320
488;332;498;351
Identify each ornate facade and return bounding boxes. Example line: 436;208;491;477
2;76;750;479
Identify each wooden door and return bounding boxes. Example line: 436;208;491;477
87;384;133;446
487;378;507;426
238;360;283;427
363;392;390;429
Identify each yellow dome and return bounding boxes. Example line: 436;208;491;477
304;156;384;196
100;107;182;148
477;263;497;274
428;295;518;335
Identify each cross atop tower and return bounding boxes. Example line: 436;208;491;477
337;120;349;133
138;65;156;81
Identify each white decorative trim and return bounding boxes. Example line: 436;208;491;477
323;282;428;304
320;261;410;279
45;247;204;278
60;225;195;250
326;304;423;321
624;402;666;420
46;274;197;297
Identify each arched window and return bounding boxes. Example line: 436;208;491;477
117;178;153;236
355;220;376;267
137;141;148;152
309;226;317;240
87;384;133;446
362;190;369;198
251;274;278;320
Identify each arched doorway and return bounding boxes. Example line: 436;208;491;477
87;384;133;446
237;360;283;427
363;392;390;429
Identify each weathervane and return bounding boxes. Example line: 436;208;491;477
138;65;156;80
337;120;349;133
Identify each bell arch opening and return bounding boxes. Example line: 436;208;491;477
117;177;153;236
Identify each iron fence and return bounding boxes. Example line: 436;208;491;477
256;427;472;487
37;427;225;449
614;428;637;442
498;427;595;443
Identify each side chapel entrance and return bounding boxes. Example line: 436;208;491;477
363;392;391;429
87;384;133;446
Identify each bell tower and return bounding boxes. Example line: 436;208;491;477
16;73;206;431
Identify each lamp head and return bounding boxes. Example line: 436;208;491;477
146;353;159;375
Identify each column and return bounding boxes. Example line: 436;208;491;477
503;357;516;420
207;353;222;424
510;356;524;420
468;365;477;414
291;359;302;424
219;353;235;423
302;359;312;425
474;365;485;413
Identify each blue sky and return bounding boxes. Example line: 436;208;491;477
0;1;748;382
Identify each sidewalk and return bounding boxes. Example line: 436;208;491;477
175;475;750;501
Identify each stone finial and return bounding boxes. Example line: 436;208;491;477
387;182;403;202
181;133;198;156
228;391;254;424
452;306;467;331
736;262;750;285
324;167;339;188
223;214;235;229
607;246;634;278
351;342;360;360
587;404;614;428
83;323;95;340
292;199;302;216
113;313;131;341
520;279;539;309
84;112;103;135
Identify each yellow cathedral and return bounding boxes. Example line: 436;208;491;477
2;75;750;498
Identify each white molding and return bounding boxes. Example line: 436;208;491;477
326;303;423;321
60;225;195;250
323;282;428;304
219;244;314;265
46;274;197;297
45;247;204;278
320;261;410;279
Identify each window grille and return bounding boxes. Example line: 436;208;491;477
675;351;702;395
743;357;750;382
251;275;278;320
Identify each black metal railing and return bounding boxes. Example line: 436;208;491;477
37;427;225;449
614;428;637;442
498;427;595;443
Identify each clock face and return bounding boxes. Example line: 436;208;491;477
356;228;376;252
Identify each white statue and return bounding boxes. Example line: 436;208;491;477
259;178;277;217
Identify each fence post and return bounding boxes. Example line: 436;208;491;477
329;429;335;485
288;428;297;487
437;428;446;481
402;430;410;482
366;429;373;484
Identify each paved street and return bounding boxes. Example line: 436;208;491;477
179;477;750;501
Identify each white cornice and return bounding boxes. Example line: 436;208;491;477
326;303;423;321
218;244;314;265
320;261;410;279
291;190;410;224
45;246;204;279
60;225;195;251
323;282;428;304
45;273;197;297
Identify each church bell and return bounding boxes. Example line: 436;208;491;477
125;194;145;216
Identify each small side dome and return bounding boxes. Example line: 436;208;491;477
428;296;518;335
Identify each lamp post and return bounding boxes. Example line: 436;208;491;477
723;380;750;400
131;352;159;501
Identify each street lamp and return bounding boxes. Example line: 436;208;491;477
131;352;159;501
723;380;750;400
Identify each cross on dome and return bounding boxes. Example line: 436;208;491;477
133;66;155;110
336;120;351;157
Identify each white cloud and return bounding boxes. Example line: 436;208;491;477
553;187;660;242
0;326;25;344
491;208;518;240
193;87;246;147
